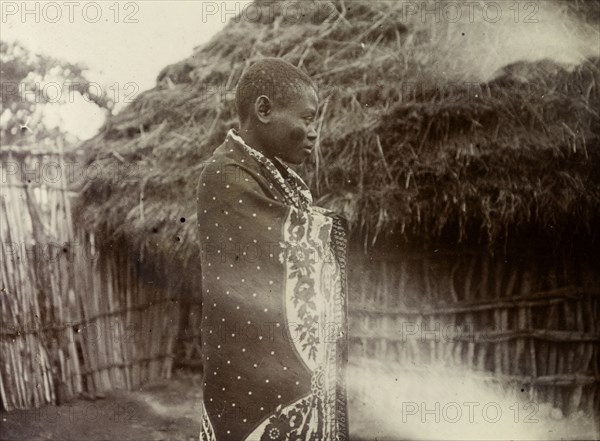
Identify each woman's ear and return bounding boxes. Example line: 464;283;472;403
254;95;272;124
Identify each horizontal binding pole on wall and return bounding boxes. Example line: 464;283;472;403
0;298;178;338
349;328;600;343
350;287;600;316
67;353;176;378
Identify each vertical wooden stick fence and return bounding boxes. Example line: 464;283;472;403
348;248;600;417
1;148;179;411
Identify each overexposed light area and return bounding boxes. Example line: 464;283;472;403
1;1;251;140
2;1;252;90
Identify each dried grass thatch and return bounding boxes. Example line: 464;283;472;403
74;0;600;267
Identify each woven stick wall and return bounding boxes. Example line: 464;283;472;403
348;249;600;416
0;149;179;411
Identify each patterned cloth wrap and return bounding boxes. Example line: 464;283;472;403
196;129;349;441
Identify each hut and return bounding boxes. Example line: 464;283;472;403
72;0;600;419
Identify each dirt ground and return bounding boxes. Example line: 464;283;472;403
0;370;204;441
1;366;598;441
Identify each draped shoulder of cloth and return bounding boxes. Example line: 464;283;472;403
197;129;349;441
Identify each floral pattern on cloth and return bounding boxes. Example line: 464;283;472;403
280;206;336;369
199;401;217;441
229;129;312;210
259;395;321;441
197;129;349;441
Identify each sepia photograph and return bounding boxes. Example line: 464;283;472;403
1;1;599;440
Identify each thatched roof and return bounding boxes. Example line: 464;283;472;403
74;0;600;267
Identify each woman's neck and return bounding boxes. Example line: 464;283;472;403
237;127;274;160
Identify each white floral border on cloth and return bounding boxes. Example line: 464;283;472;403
199;130;350;441
227;129;313;209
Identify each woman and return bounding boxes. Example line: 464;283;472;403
197;58;349;440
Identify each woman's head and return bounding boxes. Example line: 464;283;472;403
235;58;318;164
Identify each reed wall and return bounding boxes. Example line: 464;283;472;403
0;149;179;410
347;248;600;416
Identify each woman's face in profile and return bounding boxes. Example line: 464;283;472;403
266;86;319;165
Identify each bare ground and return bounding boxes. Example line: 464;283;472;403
0;370;203;441
1;367;597;441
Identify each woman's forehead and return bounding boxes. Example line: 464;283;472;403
284;86;318;112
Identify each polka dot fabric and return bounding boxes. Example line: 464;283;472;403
197;131;349;440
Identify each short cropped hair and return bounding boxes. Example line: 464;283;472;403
235;58;316;123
